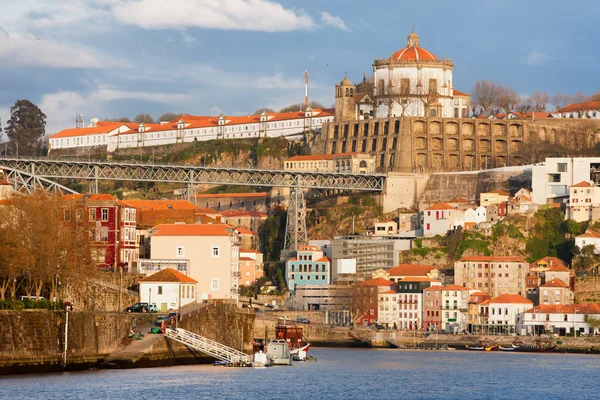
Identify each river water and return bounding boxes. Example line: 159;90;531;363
1;348;598;399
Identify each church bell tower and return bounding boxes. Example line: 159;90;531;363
335;76;356;121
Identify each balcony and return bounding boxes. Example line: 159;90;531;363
138;259;190;276
232;271;241;279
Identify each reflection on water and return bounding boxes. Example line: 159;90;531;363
1;348;599;400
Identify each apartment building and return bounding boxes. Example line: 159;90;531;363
454;256;528;297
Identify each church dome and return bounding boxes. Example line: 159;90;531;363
340;76;352;86
390;30;437;62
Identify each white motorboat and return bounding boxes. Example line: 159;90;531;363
290;343;312;361
252;350;272;367
265;339;292;366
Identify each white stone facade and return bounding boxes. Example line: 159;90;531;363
531;157;600;205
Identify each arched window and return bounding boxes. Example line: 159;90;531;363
430;109;437;117
345;88;349;96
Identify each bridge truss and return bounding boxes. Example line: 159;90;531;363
0;157;385;193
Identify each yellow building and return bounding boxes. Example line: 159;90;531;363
479;190;510;207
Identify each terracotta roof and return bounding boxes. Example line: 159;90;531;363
530;256;568;269
442;285;471;291
139;268;197;283
469;292;491;303
398;277;440;283
239;257;255;262
480;299;491;305
486;190;510;196
50;121;125;139
387;264;438;277
236;227;254;235
390;46;437;62
423;286;444;292
152;223;235;236
220;210;268;218
0;179;10;185
285;152;364;162
459;256;527;263
540;278;568;288
380;290;397;295
571;181;593;188
424;202;458;211
361;278;395;287
240;248;262;254
195;192;267;199
122;199;197;211
299;245;321;251
577;229;600;239
315;256;331;263
453;89;469;97
62;194;117;202
525;303;600;314
489;294;532;304
558;101;600;113
194;208;221;215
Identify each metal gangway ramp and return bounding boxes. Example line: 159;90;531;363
165;328;249;363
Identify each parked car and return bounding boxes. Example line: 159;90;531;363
168;311;180;320
126;302;149;313
19;296;45;301
296;317;310;324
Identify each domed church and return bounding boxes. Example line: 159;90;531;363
335;30;470;121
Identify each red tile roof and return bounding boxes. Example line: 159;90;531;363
50;121;125;139
442;285;471;291
525;303;600;314
62;194;117;201
423;285;444;292
398;277;440;283
558;101;600;113
577;229;600;239
390;46;437;62
387;264;438;277
240;248;262;254
122;199;197;211
531;256;568;268
459;256;527;263
453;89;469;97
571;181;592;188
540;278;568;288
139;268;197;283
424;202;457;211
195;192;267;199
489;294;532;304
0;179;10;185
239;257;255;262
152;223;235;236
220;210;268;218
236;227;254;235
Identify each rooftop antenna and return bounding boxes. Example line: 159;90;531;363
76;112;84;128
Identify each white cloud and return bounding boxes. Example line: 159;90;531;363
39;88;192;134
358;17;374;31
0;36;130;68
320;12;348;31
526;50;552;67
111;0;315;32
180;30;199;47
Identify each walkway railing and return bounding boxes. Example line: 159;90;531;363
165;328;249;363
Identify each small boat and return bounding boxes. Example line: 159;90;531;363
290;343;311;361
251;350;272;367
485;345;498;351
465;345;484;350
265;339;292;366
499;345;516;351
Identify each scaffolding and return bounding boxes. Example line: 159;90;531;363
284;188;307;252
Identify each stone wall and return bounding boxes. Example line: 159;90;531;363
575;277;600;303
320;116;600;173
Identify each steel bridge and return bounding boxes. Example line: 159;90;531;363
0;157;386;194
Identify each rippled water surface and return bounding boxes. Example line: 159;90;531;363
2;348;599;400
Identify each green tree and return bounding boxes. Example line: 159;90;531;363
6;99;47;156
279;103;303;113
253;107;275;115
104;117;131;123
133;113;155;124
157;112;181;123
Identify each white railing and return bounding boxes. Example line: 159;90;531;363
165;328;249;363
138;259;190;276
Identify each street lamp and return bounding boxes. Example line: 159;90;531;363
149;287;152;308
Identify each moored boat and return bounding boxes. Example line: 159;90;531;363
498;345;516;351
465;345;484;350
265;339;292;366
252;350;272;367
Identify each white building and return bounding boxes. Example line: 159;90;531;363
374;220;398;236
523;304;600;336
421;202;464;237
574;229;600;254
371;30;469;119
378;290;399;327
568;181;600;222
49;108;334;153
464;206;487;226
550;101;600;119
139;268;198;312
531;157;600;205
487;294;533;335
284;152;376;174
441;285;473;333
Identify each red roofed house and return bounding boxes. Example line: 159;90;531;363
423;286;443;332
238;248;264;287
284;152;376;174
397;276;442;330
220;210;268;234
60;194;138;271
575;229;600;254
144;223;240;300
454;256;529;298
488;294;533;335
352;278;396;326
567;181;600;222
529;256;574;292
524;303;600;336
420;202;465;237
49;108;334;154
467;291;491;329
285;245;331;292
551;101;600;119
139;268;198;312
538;279;574;305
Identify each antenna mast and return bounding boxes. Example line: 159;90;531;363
304;70;309;110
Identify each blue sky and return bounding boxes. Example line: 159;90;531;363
0;0;598;136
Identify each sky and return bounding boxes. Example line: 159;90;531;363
0;0;598;136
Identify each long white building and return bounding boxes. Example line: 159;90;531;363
49;107;334;153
